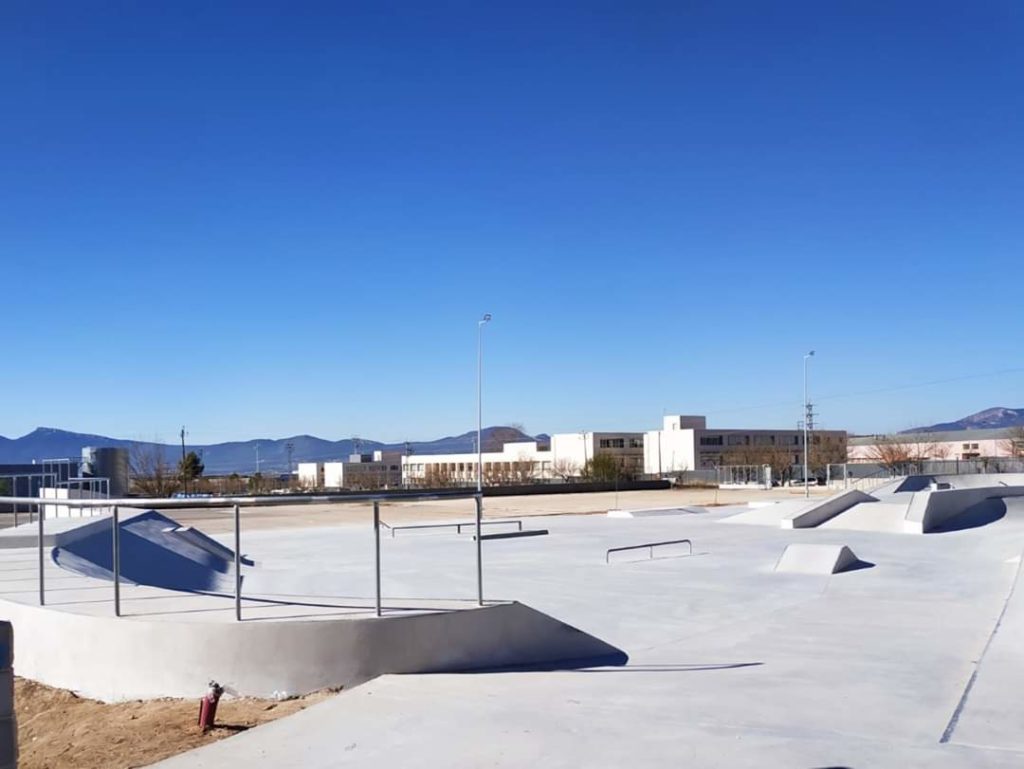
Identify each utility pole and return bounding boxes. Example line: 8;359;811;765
255;442;261;477
803;351;815;498
180;426;187;495
285;442;294;482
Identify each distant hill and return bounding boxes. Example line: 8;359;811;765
0;425;542;475
902;407;1024;434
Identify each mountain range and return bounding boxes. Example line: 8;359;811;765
902;407;1024;434
0;426;546;475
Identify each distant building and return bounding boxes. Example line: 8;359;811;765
643;415;847;475
297;451;402;491
400;431;645;487
848;428;1022;463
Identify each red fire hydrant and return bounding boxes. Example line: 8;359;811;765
198;680;224;731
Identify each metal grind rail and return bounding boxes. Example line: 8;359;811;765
606;538;693;564
384;519;524;537
0;490;485;620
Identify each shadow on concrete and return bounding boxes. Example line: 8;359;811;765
932;499;1007;533
842;559;876;572
567;662;763;673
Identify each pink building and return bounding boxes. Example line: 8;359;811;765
848;428;1021;462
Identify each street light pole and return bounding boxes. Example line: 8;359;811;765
803;350;815;499
477;313;492;492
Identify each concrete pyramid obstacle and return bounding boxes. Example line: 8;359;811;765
774;543;862;575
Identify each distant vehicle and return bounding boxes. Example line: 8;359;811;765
787;478;820;487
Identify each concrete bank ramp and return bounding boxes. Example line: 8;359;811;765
719;500;807;526
774;543;863;575
607;506;702;518
780;490;876;529
52;510;251;593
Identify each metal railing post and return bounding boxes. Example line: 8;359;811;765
112;505;121;617
37;501;44;605
234;504;241;622
475;493;483;606
373;500;382;617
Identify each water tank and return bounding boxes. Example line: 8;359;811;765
81;447;130;497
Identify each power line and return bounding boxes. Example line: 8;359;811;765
703;367;1024;418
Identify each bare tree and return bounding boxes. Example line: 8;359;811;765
1001;426;1024;459
424;464;456;488
864;435;914;471
511;455;537;485
130;442;181;497
550;457;580;482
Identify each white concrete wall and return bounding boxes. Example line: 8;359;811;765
2;599;622;702
38;487;109;519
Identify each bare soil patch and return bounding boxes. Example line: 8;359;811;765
15;677;335;769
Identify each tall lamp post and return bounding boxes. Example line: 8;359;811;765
476;313;491;607
477;313;492;491
803;350;815;499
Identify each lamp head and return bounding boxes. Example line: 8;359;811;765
480;313;492;324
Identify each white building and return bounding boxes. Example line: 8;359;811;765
402;441;553;487
401;431;645;486
644;415;847;475
298;451;402;491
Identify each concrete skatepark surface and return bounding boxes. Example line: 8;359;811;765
4;485;1024;766
140;490;1024;768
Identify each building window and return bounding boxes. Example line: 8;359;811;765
599;438;625;449
628;438;643;449
963;443;970;450
700;435;724;446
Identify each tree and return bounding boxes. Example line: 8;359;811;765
550;457;580;482
583;452;622;482
511;456;537;485
130;443;181;497
864;435;915;471
247;472;268;494
424;464;456;488
809;436;849;475
1001;426;1024;459
178;451;205;489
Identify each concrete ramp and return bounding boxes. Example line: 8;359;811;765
817;501;911;533
52;510;251;594
607;506;701;518
774;544;862;575
780;490;876;529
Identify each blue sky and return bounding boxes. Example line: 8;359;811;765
1;1;1021;443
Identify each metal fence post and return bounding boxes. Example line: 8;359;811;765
112;505;121;617
234;504;241;622
373;500;382;617
37;501;44;606
475;494;483;606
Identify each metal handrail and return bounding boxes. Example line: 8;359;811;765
0;489;485;619
385;519;523;538
606;538;693;564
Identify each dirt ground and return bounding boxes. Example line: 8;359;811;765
15;677;336;769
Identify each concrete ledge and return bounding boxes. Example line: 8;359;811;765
607;507;700;518
904;486;1024;534
780;490;875;529
2;599;625;702
774;544;861;575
